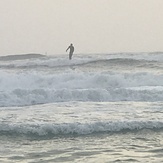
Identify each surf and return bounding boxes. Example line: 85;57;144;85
0;70;163;107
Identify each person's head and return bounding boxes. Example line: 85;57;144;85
70;43;73;46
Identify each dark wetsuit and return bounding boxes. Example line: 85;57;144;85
66;45;74;60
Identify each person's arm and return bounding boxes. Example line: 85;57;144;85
66;46;70;52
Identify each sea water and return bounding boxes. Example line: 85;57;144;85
0;52;163;163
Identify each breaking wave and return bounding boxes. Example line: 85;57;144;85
0;120;163;138
0;71;163;107
0;52;163;107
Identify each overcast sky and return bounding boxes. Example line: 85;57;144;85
0;0;163;56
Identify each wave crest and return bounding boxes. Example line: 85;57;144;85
0;120;163;137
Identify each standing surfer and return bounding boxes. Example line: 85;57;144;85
66;43;74;60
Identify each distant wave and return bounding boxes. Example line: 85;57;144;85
0;57;161;70
0;120;163;138
0;53;45;61
0;52;162;70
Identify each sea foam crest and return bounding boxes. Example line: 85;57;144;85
0;71;163;106
0;120;163;137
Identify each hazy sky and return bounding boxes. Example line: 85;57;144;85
0;0;163;56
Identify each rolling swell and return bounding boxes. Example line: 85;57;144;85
0;53;45;61
0;120;163;138
0;56;162;70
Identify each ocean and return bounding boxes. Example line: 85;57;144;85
0;52;163;163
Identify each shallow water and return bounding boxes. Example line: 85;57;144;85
1;131;163;163
0;101;163;162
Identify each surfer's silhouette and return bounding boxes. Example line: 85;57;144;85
66;43;74;60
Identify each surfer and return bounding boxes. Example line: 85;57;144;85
66;43;74;60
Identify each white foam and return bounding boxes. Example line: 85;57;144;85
0;71;162;90
0;52;163;106
0;120;163;136
0;70;163;106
